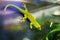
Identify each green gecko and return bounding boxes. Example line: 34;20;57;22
4;4;41;30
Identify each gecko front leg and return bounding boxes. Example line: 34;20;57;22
21;14;27;22
30;23;33;29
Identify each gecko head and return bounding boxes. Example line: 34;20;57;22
35;24;41;30
38;25;41;30
36;23;41;30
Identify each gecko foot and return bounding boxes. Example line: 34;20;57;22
30;23;33;29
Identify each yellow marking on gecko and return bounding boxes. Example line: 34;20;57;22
4;4;41;30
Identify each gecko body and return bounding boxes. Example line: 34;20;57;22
4;4;41;30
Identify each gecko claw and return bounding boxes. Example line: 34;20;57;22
21;18;26;22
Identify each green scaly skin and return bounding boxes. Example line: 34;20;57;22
4;4;41;30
